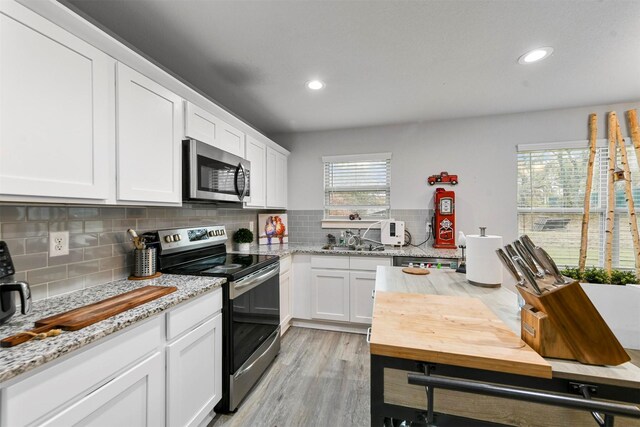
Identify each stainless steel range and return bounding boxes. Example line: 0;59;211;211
156;225;280;412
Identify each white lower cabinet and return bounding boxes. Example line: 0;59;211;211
303;255;391;326
0;288;223;427
39;352;164;427
279;256;292;335
310;269;350;322
349;271;377;324
167;314;222;427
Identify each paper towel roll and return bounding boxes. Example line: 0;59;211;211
466;234;503;287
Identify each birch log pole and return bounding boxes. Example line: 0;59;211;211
615;117;640;278
605;112;617;274
579;114;597;273
627;109;640;170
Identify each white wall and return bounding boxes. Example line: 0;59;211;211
273;102;639;243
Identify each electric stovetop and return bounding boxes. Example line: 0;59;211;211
163;252;278;281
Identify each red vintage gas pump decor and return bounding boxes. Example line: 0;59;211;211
432;188;456;249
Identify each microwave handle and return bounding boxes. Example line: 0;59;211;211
236;163;249;201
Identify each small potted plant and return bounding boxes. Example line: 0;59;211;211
233;228;253;252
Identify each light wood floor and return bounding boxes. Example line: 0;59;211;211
209;327;370;427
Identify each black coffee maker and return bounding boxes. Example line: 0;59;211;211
0;241;32;324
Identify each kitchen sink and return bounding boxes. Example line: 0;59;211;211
321;245;384;252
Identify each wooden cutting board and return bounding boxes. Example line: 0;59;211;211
369;291;552;379
1;285;177;348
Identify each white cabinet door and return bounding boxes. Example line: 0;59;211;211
116;62;182;204
219;121;245;158
291;254;311;320
39;352;164;427
183;101;244;157
0;1;113;201
244;136;266;208
184;101;222;147
280;269;291;334
167;314;222;427
266;147;287;208
349;271;376;324
311;269;350;322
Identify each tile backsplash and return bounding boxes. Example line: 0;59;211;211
1;205;433;302
0;205;261;301
287;209;433;246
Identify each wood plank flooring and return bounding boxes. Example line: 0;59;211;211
209;327;370;427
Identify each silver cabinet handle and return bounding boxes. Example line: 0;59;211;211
366;327;372;344
371;289;376;299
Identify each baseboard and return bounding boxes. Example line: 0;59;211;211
291;319;369;334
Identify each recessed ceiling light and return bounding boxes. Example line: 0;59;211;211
306;80;325;90
518;47;554;64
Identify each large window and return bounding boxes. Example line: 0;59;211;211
517;140;640;269
322;153;391;219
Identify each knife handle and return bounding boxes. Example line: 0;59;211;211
520;235;548;272
513;240;543;277
513;256;543;295
534;246;566;284
496;249;523;285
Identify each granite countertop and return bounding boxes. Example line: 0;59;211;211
231;243;460;259
0;274;225;385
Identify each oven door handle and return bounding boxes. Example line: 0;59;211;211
235;328;280;379
231;263;280;298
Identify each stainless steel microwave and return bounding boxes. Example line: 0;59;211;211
183;139;250;204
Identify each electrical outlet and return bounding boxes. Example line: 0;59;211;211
49;231;69;257
249;221;254;232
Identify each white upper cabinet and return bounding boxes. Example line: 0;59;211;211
0;1;113;201
245;136;266;208
184;101;244;158
266;147;288;209
219;122;245;158
184;101;221;147
116;63;183;204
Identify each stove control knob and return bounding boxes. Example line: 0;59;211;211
173;234;181;241
208;230;215;237
164;235;174;243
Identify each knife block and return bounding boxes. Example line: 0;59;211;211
517;280;630;365
520;304;574;360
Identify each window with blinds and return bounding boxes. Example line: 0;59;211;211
322;153;391;219
517;141;639;269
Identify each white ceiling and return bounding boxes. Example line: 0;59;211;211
65;0;640;135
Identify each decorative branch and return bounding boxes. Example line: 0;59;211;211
579;113;597;273
615;116;640;278
604;112;617;274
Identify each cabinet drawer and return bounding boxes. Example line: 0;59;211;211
2;317;162;427
280;255;292;274
349;256;392;271
310;255;349;269
166;288;222;341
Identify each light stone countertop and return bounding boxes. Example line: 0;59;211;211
373;266;640;389
231;242;460;259
0;274;225;385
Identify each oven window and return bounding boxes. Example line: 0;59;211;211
231;273;279;372
197;155;239;195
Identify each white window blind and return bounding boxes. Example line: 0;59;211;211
323;153;391;219
517;141;639;269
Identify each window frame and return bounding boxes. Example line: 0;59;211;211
321;152;392;228
517;138;637;269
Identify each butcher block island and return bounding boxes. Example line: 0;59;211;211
370;267;640;427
